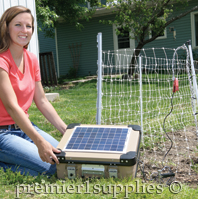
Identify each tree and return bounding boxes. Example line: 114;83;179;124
103;0;198;76
35;0;99;37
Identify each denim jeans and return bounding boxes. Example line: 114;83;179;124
0;123;59;176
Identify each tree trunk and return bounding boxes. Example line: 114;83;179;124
128;43;144;77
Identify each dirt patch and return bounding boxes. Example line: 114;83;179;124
137;126;198;188
59;84;76;90
58;77;97;90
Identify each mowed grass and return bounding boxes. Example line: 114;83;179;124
29;79;98;141
1;77;198;198
102;73;195;149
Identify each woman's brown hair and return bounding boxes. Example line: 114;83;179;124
0;5;34;53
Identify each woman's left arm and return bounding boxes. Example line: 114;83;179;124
33;81;67;135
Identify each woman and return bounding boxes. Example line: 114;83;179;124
0;6;67;176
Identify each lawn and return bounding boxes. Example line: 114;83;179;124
1;78;198;198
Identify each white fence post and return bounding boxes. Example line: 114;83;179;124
139;54;143;139
96;33;102;125
187;41;198;107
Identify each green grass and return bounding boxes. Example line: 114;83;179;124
102;73;198;178
1;168;198;198
1;77;198;198
30;79;98;141
102;73;195;133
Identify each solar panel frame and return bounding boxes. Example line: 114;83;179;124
63;126;131;154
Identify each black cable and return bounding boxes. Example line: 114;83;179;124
139;91;176;183
162;92;174;168
138;160;149;182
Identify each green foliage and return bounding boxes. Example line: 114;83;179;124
67;67;78;79
179;49;198;61
35;0;100;38
35;0;59;38
103;0;196;48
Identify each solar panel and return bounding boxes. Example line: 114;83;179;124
64;126;130;153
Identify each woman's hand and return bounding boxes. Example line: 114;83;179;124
36;139;61;164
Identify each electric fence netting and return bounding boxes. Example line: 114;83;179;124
96;33;198;183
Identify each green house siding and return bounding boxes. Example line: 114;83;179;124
56;15;115;77
140;0;197;59
101;0;106;5
38;30;57;71
56;0;197;76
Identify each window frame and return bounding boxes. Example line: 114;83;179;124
149;28;167;40
87;0;101;9
148;17;167;40
117;28;130;49
191;11;198;49
113;24;135;50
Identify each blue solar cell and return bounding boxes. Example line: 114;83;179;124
104;145;111;150
65;126;129;152
67;144;73;149
94;139;100;143
91;145;98;150
106;139;112;145
75;128;80;133
81;139;87;144
69;138;76;143
117;147;123;151
79;144;86;149
84;133;90;137
96;135;102;139
108;134;114;138
119;140;125;145
73;133;79;137
113;140;119;145
90;134;96;138
102;134;108;138
73;144;79;149
85;144;92;150
93;128;99;132
88;139;94;144
87;128;92;132
75;139;81;144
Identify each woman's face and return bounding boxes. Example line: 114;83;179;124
8;12;33;49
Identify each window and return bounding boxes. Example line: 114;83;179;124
117;29;130;49
149;26;167;40
195;14;198;46
149;17;167;40
87;0;100;9
113;24;135;50
191;11;198;48
151;28;166;39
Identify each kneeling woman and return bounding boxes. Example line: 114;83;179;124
0;6;67;176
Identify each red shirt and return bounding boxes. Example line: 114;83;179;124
0;48;41;125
